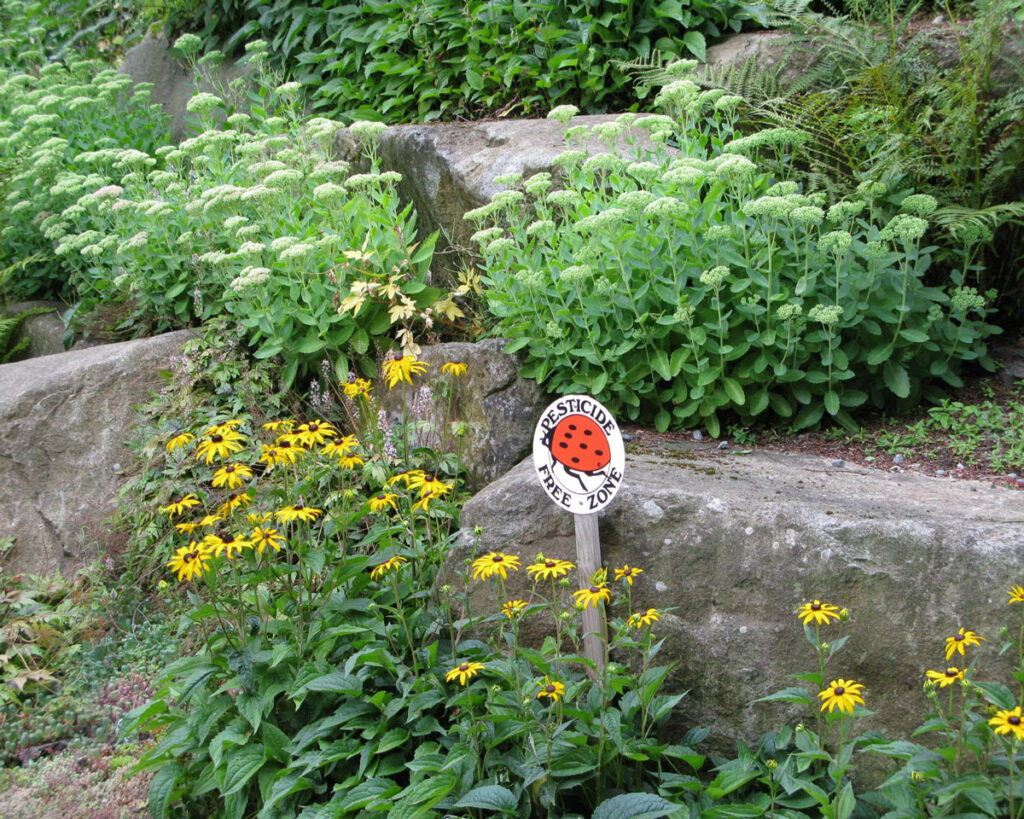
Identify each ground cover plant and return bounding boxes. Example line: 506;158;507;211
470;64;1000;436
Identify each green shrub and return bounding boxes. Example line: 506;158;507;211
0;59;171;301
0;0;136;69
54;41;456;387
471;69;1001;436
169;0;756;123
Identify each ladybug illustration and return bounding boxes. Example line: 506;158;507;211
543;414;611;491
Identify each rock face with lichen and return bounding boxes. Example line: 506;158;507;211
452;444;1024;748
0;331;193;575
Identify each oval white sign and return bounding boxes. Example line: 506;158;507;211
532;394;626;514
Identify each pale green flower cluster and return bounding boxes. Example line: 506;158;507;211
546;105;579;126
699;266;730;288
808;304;843;325
880;214;928;243
560;264;593;285
949;286;986;314
818;230;853;256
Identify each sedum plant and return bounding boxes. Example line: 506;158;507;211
0;57;170;300
471;64;1001;435
52;40;457;388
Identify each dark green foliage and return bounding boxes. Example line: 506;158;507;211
166;0;756;122
0;0;137;68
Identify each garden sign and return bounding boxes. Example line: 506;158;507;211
533;395;625;672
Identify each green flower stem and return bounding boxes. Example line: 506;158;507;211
388;570;420;677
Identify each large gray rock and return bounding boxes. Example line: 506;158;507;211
377;115;657;279
378;339;546;492
0;331;193;575
453;442;1024;748
119;33;253;143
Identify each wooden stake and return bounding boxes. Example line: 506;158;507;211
574;511;606;674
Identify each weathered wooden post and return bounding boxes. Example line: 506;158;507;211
532;395;625;673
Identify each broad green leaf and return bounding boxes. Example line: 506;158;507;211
753;687;814;706
723;377;745;406
147;761;182;819
222;743;267;796
882;360;910;398
387;772;457;818
592;792;679;819
455;784;518;813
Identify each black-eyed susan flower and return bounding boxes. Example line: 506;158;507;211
322;434;359;459
246;511;272;525
160;494;201;518
387;469;423;489
526;556;575;581
537;677;565;702
262;419;295;433
990;706;1024;741
472;552;522;581
198;513;222;527
628;608;661;629
270;438;306;463
175;521;201;535
573;583;611;610
412;491;443;513
196;430;245;464
204;533;251;559
217;492;252;516
342;378;372;399
502;600;529;619
165;431;194;452
167;542;213;582
445;661;485;685
275;505;323;523
205;419;244;436
368;493;398;513
1009;586;1024;604
614;565;644;585
409;473;453;498
337;454;365;471
250;526;285;554
797;600;842;626
292;419;338;447
945;627;984;661
818;679;865;715
441;361;468;377
926;667;965;688
383;354;428;389
212;463;254;489
370;555;408;579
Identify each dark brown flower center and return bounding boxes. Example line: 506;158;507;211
1012;716;1022;726
226;465;235;473
185;551;198;561
834;686;845;696
459;663;469;671
589;586;600;593
377;494;386;500
545;561;556;568
308;423;318;432
946;669;958;678
546;685;556;694
212;434;223;443
955;633;965;642
811;602;821;611
492;555;503;562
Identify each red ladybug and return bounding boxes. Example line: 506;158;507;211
546;414;611;475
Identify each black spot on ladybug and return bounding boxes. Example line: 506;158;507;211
571;457;580;464
568;424;577;430
559;442;568;449
596;449;604;456
580;443;588;450
584;429;593;436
